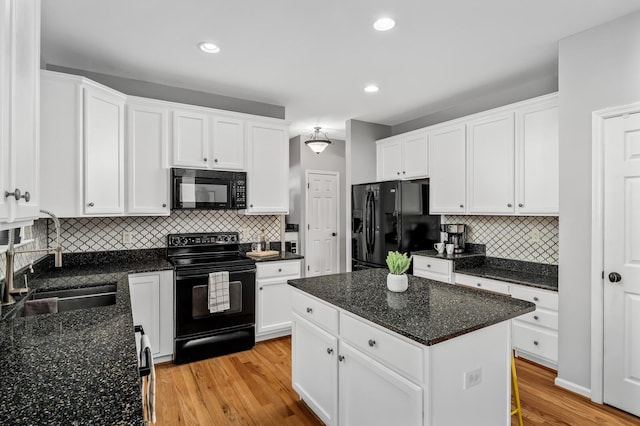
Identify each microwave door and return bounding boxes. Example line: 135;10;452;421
176;178;230;209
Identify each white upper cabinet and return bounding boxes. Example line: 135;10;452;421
171;109;209;169
376;136;402;181
515;98;559;215
211;116;244;170
467;112;515;214
126;100;170;215
376;131;428;181
83;85;126;215
245;121;289;214
0;0;40;228
429;123;466;214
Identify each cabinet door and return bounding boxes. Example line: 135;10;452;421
172;109;209;168
468;112;515;214
292;314;338;426
516;101;559;214
84;86;125;215
376;137;401;181
256;278;292;335
127;103;169;215
429;123;466;214
8;0;40;221
0;0;10;221
338;342;422;426
129;271;173;360
211;116;244;170
245;121;289;214
402;132;428;180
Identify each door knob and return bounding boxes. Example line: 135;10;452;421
608;272;622;283
88;202;95;207
332;232;336;236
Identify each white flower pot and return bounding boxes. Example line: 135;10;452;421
387;273;408;292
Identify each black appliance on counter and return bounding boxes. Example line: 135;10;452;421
351;181;440;271
171;168;246;210
168;232;256;364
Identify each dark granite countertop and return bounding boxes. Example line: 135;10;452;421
412;250;484;261
246;252;304;262
0;250;173;425
288;269;535;346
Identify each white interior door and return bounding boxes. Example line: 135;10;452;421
603;112;640;417
306;171;339;277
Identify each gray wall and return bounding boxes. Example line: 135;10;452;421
45;64;285;119
391;72;557;135
289;135;347;272
345;119;392;270
557;10;640;392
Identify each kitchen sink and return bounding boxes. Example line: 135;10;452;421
19;283;117;317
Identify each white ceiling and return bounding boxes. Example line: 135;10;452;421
41;0;640;139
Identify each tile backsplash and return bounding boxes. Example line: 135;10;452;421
48;210;281;253
442;215;559;265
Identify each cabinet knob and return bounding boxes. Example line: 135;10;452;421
533;315;539;320
332;232;336;237
533;340;539;346
338;355;345;362
214;158;218;163
427;264;431;268
368;339;376;347
306;307;313;314
459;204;464;208
250;204;253;208
326;348;333;355
4;188;28;201
88;202;95;207
259;287;263;291
162;203;167;208
278;268;282;272
402;171;406;174
204;158;208;162
477;283;482;287
397;172;400;175
507;203;513;208
533;297;539;302
519;203;524;207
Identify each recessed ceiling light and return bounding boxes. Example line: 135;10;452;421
364;85;379;93
198;42;220;54
373;17;395;31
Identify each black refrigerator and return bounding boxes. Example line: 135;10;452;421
351;180;441;271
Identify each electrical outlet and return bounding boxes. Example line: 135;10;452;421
464;368;482;390
529;229;541;243
242;227;251;241
122;231;133;245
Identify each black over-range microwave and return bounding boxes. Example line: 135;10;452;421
171;168;247;210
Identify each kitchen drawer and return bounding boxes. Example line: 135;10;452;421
413;269;452;284
413;256;451;276
291;289;339;334
515;308;558;331
512;321;558;363
510;284;558;311
340;312;423;383
257;260;301;279
455;274;510;295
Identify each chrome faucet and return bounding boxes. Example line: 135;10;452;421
2;210;63;305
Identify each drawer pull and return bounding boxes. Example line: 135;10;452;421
338;355;345;362
533;297;539;302
306;307;313;314
368;339;376;347
278;268;282;272
327;348;334;355
427;264;431;268
477;283;482;287
533;340;539;346
533;315;539;320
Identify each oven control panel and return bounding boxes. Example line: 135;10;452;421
168;232;240;247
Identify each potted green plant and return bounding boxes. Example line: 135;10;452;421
385;251;412;292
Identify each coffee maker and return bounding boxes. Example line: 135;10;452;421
440;224;467;254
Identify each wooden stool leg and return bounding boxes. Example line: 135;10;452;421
511;354;524;426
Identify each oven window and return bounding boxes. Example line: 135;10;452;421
191;281;242;318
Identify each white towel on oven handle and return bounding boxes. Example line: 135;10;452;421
140;334;156;424
208;271;230;313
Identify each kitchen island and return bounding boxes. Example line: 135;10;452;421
288;268;535;426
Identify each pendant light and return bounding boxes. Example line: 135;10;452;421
304;126;333;154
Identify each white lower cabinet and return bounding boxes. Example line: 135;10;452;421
413;256;453;284
128;270;174;362
338;342;422;426
255;260;301;340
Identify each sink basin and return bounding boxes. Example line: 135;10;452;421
20;283;117;317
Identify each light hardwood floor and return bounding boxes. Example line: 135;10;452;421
154;336;640;425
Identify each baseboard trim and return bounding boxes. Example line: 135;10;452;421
255;328;291;342
554;377;591;398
